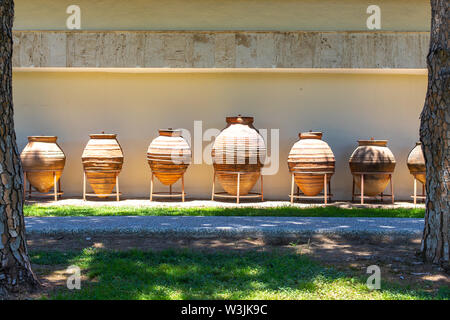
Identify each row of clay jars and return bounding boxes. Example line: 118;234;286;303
288;135;426;197
20;130;425;199
83;131;193;197
20;131;192;198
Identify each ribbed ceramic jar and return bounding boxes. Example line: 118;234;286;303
407;142;426;184
20;136;66;193
81;134;124;197
147;129;191;185
349;139;396;196
288;132;335;196
212;116;266;196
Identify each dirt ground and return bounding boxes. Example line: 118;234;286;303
19;233;449;299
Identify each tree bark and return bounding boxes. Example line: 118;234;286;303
420;0;449;267
0;0;39;298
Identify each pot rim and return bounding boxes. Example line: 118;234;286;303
27;136;58;142
158;128;182;137
226;115;254;125
89;133;117;139
358;139;388;147
299;131;323;140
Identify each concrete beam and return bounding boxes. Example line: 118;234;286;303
13;31;429;69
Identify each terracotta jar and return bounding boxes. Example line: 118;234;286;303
20;136;66;193
349;139;396;196
147;129;191;185
407;142;426;184
288;132;335;196
212;116;266;196
81;134;124;197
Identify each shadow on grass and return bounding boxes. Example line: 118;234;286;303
31;248;444;300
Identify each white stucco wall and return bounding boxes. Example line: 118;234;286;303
13;71;427;200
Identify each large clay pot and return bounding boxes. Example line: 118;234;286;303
288;132;335;196
349;139;396;196
407;142;426;184
147;129;191;185
81;134;124;197
212;116;266;196
20;136;66;193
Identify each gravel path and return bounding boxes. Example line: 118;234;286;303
25;216;424;237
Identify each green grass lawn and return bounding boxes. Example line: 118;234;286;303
32;249;447;300
24;205;425;218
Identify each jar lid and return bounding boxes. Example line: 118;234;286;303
27;136;57;143
159;128;182;137
358;138;388;147
299;132;323;140
226;115;254;125
89;133;117;139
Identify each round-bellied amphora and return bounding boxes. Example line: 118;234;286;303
288;132;335;196
407;142;426;184
81;133;124;197
212;116;266;196
147;128;191;185
20;136;66;193
349;139;396;196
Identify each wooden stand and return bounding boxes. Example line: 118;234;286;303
211;170;264;204
411;174;426;205
352;172;394;204
83;171;121;201
289;171;333;204
150;172;186;202
24;170;63;201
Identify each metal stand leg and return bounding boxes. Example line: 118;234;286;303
150;173;154;201
182;174;185;202
116;175;120;202
422;183;425;202
83;171;86;201
360;174;364;205
290;173;295;204
260;174;264;202
236;172;240;204
324;173;328;205
413;176;417;205
211;171;215;201
53;171;58;201
390;174;394;204
28;174;32;198
328;180;332;202
352;176;355;202
23;172;27;200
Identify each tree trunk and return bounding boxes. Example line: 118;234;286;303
420;0;449;267
0;0;39;298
